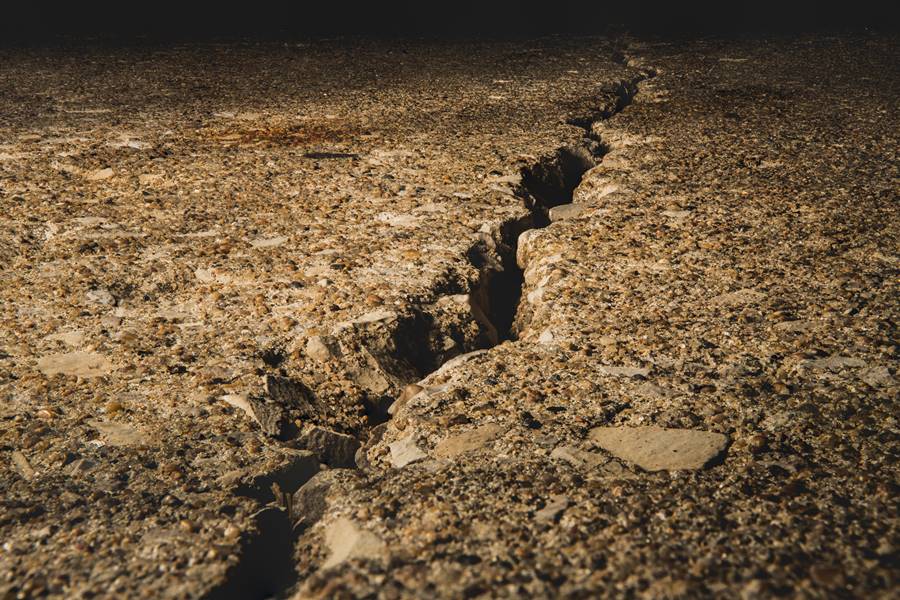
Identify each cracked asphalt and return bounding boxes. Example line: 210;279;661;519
1;33;897;599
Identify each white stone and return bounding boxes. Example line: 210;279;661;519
250;235;288;248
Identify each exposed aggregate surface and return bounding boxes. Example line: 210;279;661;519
1;34;898;599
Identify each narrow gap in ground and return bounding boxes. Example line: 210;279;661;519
211;65;656;600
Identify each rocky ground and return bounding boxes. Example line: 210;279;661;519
0;34;897;599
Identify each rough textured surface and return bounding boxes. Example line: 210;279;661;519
1;33;898;598
588;426;728;471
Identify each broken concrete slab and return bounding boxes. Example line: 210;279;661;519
293;425;359;468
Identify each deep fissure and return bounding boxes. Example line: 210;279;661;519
208;65;655;600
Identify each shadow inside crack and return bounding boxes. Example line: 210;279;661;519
203;508;297;600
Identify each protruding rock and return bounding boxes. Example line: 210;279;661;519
11;451;35;480
265;375;314;416
589;426;728;471
388;383;424;417
234;450;319;503
294;425;359;468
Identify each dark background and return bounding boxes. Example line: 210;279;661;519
1;1;897;40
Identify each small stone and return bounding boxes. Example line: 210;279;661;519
322;517;388;569
105;400;124;414
548;203;585;221
589;426;728;471
250;235;288;248
223;524;241;540
388;435;427;468
747;433;768;454
178;520;195;533
11;451;36;480
809;565;844;588
66;458;94;475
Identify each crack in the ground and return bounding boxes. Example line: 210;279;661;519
205;56;656;600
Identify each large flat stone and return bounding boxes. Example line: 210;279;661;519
589;426;728;471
